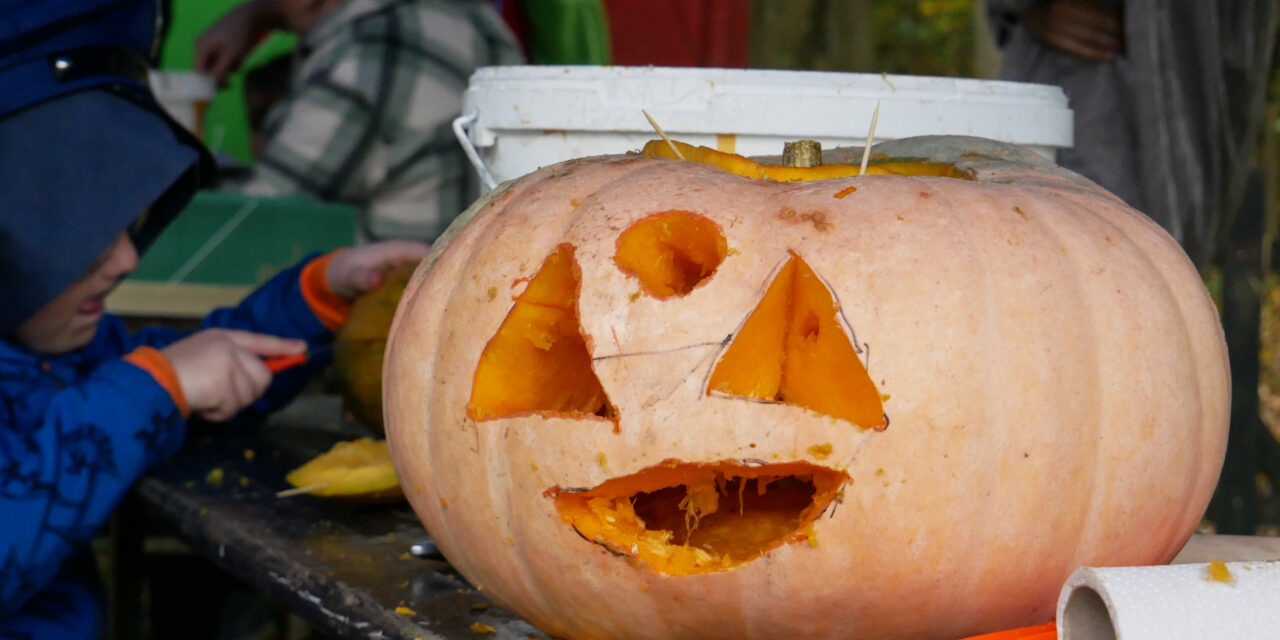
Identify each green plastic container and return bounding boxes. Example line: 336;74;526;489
113;192;357;317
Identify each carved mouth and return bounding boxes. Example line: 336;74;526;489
546;460;848;575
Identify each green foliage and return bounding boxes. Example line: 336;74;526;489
872;0;976;77
749;0;982;78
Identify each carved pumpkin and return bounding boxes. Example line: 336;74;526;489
383;136;1229;639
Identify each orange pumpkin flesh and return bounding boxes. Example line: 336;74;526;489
614;210;728;298
468;243;616;422
384;136;1230;640
709;251;886;429
548;460;847;575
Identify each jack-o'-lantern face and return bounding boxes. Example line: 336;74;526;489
467;209;888;575
383;137;1229;640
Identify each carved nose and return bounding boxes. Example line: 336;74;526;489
708;251;887;431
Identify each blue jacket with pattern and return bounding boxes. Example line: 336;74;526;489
0;258;334;639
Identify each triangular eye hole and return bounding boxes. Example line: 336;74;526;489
468;244;618;423
707;252;886;430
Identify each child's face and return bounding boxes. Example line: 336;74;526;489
13;232;138;354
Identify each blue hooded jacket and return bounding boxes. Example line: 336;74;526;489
0;258;337;639
0;2;341;634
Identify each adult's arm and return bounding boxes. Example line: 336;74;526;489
194;0;285;83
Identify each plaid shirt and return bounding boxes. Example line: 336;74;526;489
241;0;523;241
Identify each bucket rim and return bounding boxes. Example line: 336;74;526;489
466;65;1069;103
460;65;1073;148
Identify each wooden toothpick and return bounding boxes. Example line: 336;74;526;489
859;100;881;176
277;483;328;498
642;109;685;160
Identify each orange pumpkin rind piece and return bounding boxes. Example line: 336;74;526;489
285;438;403;502
641;139;970;181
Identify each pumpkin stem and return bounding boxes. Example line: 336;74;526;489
782;139;823;168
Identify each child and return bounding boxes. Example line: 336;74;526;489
0;1;428;637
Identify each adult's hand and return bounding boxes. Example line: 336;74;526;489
194;0;283;84
1020;0;1123;62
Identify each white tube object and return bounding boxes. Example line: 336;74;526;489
1057;561;1280;640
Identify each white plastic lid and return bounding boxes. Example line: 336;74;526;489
148;70;217;102
463;66;1073;149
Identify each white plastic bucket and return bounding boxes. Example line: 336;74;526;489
454;66;1074;192
149;70;217;138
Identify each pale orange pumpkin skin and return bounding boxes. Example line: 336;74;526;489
383;136;1229;640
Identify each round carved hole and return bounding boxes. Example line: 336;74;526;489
615;210;727;298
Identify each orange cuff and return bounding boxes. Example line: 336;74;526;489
124;346;190;418
301;250;352;332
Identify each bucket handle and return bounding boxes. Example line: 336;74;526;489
452;110;497;192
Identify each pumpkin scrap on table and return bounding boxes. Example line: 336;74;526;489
382;136;1229;640
284;438;403;502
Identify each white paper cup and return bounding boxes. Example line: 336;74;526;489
148;70;216;137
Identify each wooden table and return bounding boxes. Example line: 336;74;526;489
122;393;542;640
121;394;1280;639
1171;531;1280;564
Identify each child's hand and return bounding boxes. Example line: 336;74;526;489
162;329;306;422
326;241;429;300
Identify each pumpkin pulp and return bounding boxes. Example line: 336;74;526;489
549;460;847;575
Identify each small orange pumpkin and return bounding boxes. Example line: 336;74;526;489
383;136;1229;639
333;262;416;432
